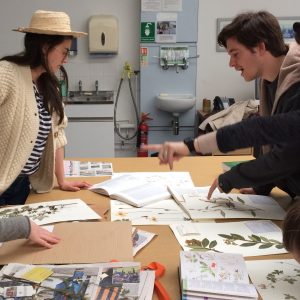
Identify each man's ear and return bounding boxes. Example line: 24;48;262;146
256;41;267;55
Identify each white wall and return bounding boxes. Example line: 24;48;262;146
0;0;140;122
197;0;300;109
1;0;300;156
0;0;141;156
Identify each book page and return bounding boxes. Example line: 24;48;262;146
90;174;147;195
138;270;155;300
180;251;249;283
183;280;257;299
112;182;170;207
180;251;257;299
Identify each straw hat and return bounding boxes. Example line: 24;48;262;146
13;10;87;38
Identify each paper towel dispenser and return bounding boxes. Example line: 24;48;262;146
89;15;118;54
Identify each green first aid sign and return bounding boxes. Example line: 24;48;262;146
141;22;155;42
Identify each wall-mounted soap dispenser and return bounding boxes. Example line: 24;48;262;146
88;15;118;54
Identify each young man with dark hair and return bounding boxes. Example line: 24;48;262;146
144;11;300;201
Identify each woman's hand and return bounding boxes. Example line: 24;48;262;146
142;142;190;169
59;180;91;192
29;221;61;248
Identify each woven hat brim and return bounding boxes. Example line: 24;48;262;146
13;27;87;38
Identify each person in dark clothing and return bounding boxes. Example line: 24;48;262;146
143;11;300;201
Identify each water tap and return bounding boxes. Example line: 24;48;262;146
95;80;99;94
78;80;82;94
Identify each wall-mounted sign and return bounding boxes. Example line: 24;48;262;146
140;47;149;66
141;22;155;42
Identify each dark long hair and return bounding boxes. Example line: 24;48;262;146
1;33;72;124
294;23;300;44
218;11;288;57
283;202;300;254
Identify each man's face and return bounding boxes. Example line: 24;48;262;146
226;37;263;82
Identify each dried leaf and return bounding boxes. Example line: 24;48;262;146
231;234;245;240
240;242;257;247
218;234;232;239
250;234;261;242
202;238;209;248
259;243;273;249
209;240;217;248
237;196;245;204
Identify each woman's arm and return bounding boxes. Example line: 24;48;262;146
0;216;60;248
55;147;91;191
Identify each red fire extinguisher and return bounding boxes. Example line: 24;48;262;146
137;112;152;157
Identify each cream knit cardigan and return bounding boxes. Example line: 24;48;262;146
0;61;67;194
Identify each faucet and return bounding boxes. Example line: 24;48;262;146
172;114;180;135
95;80;99;94
78;80;82;95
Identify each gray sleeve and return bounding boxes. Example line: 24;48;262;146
0;216;31;242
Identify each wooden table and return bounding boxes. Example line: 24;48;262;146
27;156;293;300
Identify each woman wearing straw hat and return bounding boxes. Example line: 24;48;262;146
0;10;89;246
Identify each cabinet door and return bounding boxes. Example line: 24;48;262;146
65;119;114;158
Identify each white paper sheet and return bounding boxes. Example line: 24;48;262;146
169;186;286;220
170;220;287;257
0;199;101;225
246;259;300;300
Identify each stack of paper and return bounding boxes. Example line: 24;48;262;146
180;251;258;300
64;160;113;177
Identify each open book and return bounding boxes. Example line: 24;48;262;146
90;172;194;208
180;251;258;300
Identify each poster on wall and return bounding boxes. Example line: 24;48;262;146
142;0;161;11
162;0;182;11
156;13;177;43
142;0;182;12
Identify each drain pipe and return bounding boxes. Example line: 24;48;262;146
172;114;179;135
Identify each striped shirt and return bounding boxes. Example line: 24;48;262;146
21;83;51;175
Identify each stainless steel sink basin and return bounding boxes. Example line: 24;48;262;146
66;91;114;104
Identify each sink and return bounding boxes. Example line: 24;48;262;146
155;93;196;115
67;90;114;103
